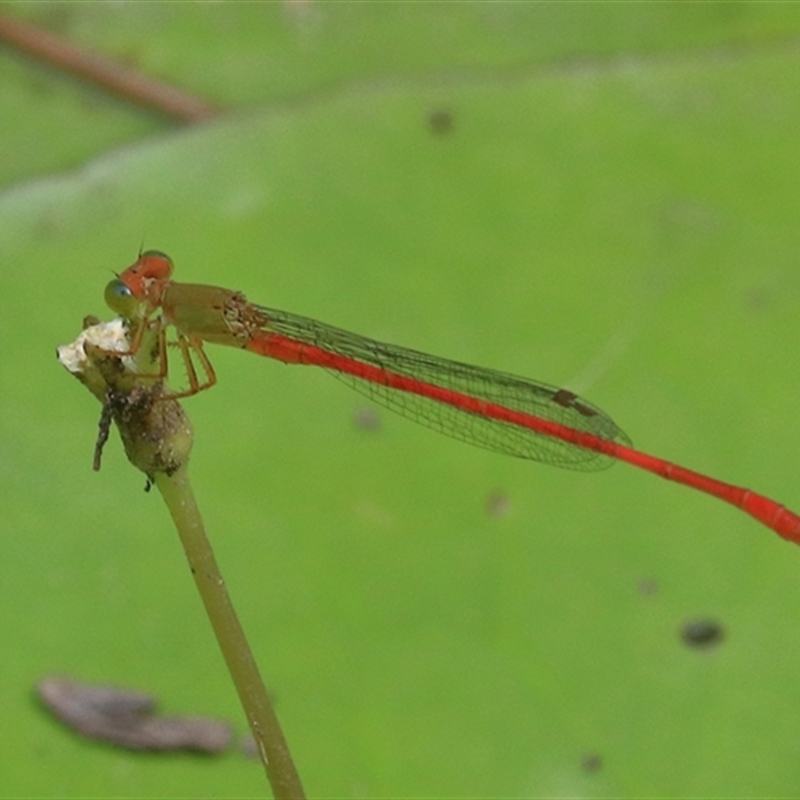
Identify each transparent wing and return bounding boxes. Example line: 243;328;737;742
257;306;631;470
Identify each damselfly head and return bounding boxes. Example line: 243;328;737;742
117;250;174;306
134;251;174;280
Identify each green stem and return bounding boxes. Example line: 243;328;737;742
155;467;305;799
59;320;305;799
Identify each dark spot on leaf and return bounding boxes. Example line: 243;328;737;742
636;577;658;597
428;109;454;135
681;618;725;649
485;490;510;518
581;751;603;773
353;407;381;432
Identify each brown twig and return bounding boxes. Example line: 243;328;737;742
37;676;233;754
0;13;218;122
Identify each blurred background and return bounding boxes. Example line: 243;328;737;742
3;2;800;796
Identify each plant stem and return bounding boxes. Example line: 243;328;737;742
154;466;305;799
58;319;306;799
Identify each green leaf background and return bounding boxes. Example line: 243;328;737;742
3;2;800;797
